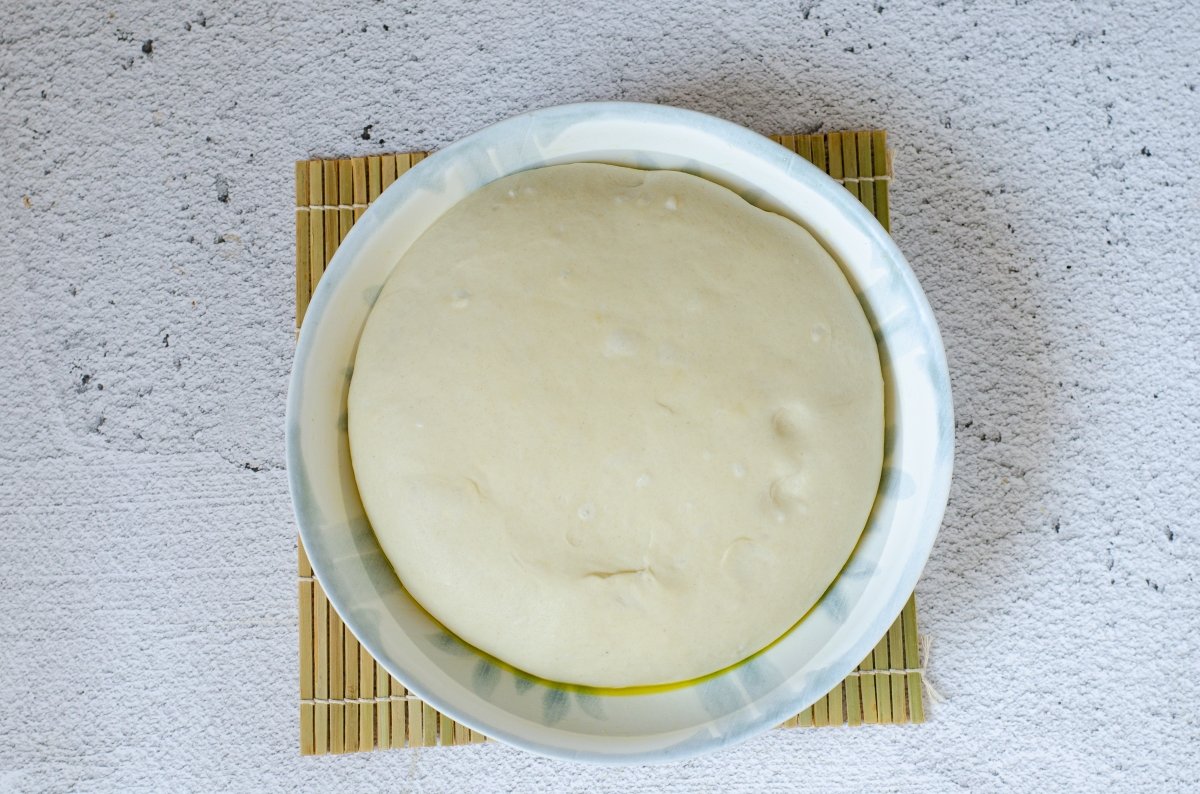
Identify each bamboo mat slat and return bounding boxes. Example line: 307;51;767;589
294;130;928;754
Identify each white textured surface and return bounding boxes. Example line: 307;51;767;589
1;0;1197;791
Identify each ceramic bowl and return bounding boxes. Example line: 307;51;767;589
287;102;953;763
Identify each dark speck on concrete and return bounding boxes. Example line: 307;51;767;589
383;24;389;30
1140;146;1151;156
243;462;264;472
142;39;154;55
1053;519;1060;534
214;234;226;244
77;373;92;393
360;23;368;32
97;383;104;391
1166;527;1175;541
215;175;230;203
162;334;170;348
184;21;191;31
69;285;77;296
205;135;213;143
361;124;373;140
1146;578;1162;593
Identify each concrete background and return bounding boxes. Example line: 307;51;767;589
1;0;1197;791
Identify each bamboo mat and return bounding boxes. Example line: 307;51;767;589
295;131;925;756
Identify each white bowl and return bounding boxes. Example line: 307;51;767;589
287;102;953;763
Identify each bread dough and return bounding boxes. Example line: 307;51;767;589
349;163;883;688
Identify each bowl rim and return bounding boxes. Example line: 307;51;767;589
288;100;953;763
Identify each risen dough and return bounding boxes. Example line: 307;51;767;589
349;163;883;688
